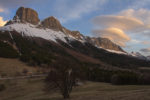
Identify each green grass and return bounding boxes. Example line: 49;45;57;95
1;78;150;100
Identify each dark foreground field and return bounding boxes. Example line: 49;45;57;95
0;78;150;100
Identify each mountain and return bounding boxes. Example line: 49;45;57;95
0;7;150;69
130;52;147;60
5;7;124;52
85;37;124;53
147;55;150;59
130;52;150;61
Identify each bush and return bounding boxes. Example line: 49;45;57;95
0;41;19;58
111;74;121;85
138;74;150;85
84;67;143;85
111;72;139;85
0;84;6;92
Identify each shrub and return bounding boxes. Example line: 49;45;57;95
0;41;19;58
138;74;150;85
111;74;121;85
111;72;138;85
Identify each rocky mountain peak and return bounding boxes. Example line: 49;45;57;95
86;37;124;52
13;7;40;25
41;16;62;31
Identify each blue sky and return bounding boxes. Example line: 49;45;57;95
1;0;150;55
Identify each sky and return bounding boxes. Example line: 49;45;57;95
0;0;150;56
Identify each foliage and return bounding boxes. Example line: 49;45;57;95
111;73;138;85
82;66;150;85
70;41;150;68
0;41;19;58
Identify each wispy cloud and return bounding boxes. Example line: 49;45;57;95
93;27;130;47
129;0;150;9
93;15;144;31
120;8;150;25
140;48;150;53
0;16;7;27
92;15;143;46
0;0;38;8
92;8;150;47
0;8;4;12
54;0;108;23
142;41;150;45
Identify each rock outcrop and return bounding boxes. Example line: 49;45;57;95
62;27;85;40
41;16;62;31
13;7;40;25
86;37;124;52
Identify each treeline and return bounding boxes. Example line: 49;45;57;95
1;31;150;69
0;41;19;58
70;41;150;68
82;66;150;85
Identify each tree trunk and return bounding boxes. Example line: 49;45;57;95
63;93;70;99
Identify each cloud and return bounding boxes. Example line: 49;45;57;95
93;15;144;31
141;41;150;45
119;9;150;41
0;0;40;13
54;0;107;23
0;17;7;27
140;48;150;53
92;8;150;47
120;8;150;25
0;0;108;23
118;9;150;35
92;15;142;46
0;0;37;8
129;0;150;9
130;39;141;44
0;8;4;12
93;27;130;47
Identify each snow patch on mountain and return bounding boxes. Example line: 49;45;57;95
106;49;127;55
130;52;148;60
0;23;84;43
0;23;128;55
95;46;127;55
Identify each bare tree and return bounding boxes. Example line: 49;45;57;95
44;58;84;99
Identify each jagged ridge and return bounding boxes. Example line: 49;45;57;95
4;7;124;53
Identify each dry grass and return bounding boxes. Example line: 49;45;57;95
0;58;38;76
0;58;150;100
0;79;150;100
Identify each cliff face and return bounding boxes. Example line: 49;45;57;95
86;37;124;52
41;16;63;31
13;7;40;25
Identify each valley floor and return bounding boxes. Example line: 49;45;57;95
0;78;150;100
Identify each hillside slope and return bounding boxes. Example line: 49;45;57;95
0;58;38;76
